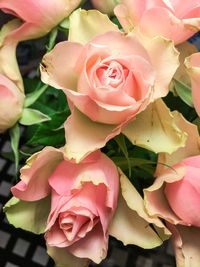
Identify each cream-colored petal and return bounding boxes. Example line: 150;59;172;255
109;169;170;247
109;193;163;248
69;9;119;44
144;165;186;225
0;19;24;91
40;41;82;90
185;52;200;117
129;30;179;99
4;196;50;234
168;223;200;267
47;245;89;267
64;108;122;163
156;111;200;175
174;41;198;86
122;99;187;154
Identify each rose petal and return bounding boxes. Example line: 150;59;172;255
156;111;200;175
69;9;119;44
41;41;83;90
164;166;200;226
11;147;63;201
168;223;200;267
109;169;168;247
0;19;24;91
123;99;187;154
64;108;122;162
174;41;198;86
68;223;107;264
47;245;89;267
144;164;186;225
4;196;50;234
140;7;195;44
185;52;200;117
132;31;179;99
90;31;150;60
64;88;141;124
49;152;118;208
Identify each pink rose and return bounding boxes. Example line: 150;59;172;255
91;0;119;15
145;154;200;266
115;0;200;44
41;30;179;160
0;0;81;41
145;156;200;227
0;73;24;132
164;156;200;227
11;147;119;264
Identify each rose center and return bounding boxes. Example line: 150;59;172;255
59;213;90;242
96;61;128;88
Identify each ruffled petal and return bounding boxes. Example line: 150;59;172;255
41;41;83;90
11;147;63;201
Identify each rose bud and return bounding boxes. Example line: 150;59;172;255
10;147;119;264
0;0;82;41
115;0;200;44
164;156;200;227
0;74;24;132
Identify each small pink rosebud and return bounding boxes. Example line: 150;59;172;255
0;0;82;41
0;74;24;132
164;156;200;227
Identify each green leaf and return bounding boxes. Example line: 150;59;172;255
46;28;58;52
19;108;51;126
59;17;70;30
114;134;131;176
4;196;51;234
24;84;48;107
173;79;194;107
9;123;20;172
27;109;70;147
112;157;155;170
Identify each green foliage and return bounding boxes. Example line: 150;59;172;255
27;109;70;147
24;84;49;107
164;91;197;122
19;108;51;125
23;78;70;149
9;123;20;172
173;79;194;107
104;135;157;194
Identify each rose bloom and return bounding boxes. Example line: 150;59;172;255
0;0;81;41
115;0;200;44
0;74;24;132
91;0;119;15
41;30;177;125
11;147;119;264
41;30;179;161
145;155;200;227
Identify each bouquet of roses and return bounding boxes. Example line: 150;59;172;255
1;0;200;266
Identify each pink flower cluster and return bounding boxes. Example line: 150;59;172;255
1;1;200;267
